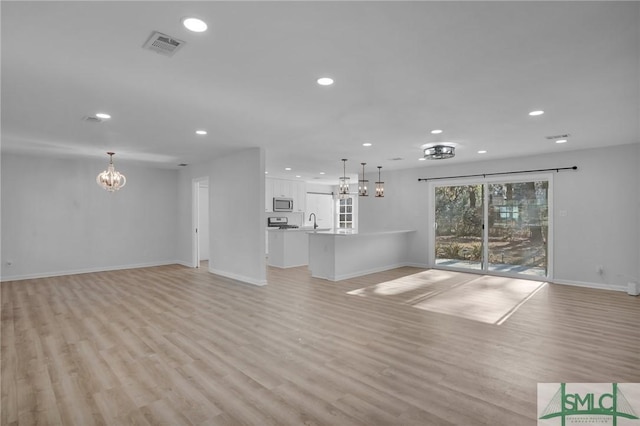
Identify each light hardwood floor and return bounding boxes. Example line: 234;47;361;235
2;265;639;425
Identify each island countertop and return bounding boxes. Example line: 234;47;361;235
308;229;415;236
267;227;331;233
308;229;417;281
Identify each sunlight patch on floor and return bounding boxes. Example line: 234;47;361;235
348;270;547;325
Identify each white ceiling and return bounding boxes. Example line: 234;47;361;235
2;1;638;182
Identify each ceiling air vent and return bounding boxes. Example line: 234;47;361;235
545;133;571;140
82;116;104;123
143;31;185;57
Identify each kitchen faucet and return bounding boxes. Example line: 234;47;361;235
309;213;318;229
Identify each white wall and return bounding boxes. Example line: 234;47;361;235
305;182;334;229
359;143;640;290
358;167;428;266
210;148;266;285
176;148;267;286
1;153;179;280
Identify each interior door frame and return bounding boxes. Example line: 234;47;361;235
191;176;209;268
428;173;554;280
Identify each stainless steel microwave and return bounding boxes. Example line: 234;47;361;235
273;197;293;212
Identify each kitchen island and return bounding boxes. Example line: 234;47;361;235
267;228;331;268
308;230;416;281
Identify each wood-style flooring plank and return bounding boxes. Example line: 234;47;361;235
2;264;639;425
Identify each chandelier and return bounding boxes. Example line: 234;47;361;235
375;166;384;197
358;162;368;196
424;145;455;160
96;152;126;192
339;159;350;199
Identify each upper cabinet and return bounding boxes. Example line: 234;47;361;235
272;179;293;199
265;178;306;213
295;181;306;213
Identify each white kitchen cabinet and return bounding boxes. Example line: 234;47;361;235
295;181;306;212
272;179;293;198
266;178;307;213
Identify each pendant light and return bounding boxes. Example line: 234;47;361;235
358;163;369;196
375;166;384;197
96;152;126;192
339;159;350;199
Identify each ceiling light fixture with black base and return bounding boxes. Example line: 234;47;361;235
424;145;455;160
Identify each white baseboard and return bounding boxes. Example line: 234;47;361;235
267;262;308;269
403;262;430;269
326;262;407;282
0;260;180;282
312;262;431;282
208;267;267;286
552;278;627;292
410;267;627;293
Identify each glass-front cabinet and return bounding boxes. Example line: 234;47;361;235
338;197;354;229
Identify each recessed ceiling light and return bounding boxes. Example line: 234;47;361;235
285;167;292;171
418;158;426;161
430;129;443;134
183;17;208;33
295;175;301;178
195;130;207;135
529;110;544;116
265;171;268;174
95;113;111;119
319;172;325;175
317;77;334;86
362;142;372;147
478;150;487;154
556;139;568;144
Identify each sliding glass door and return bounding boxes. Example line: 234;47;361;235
487;181;548;276
434;184;484;270
432;176;551;279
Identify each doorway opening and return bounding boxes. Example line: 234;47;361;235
429;174;553;280
192;177;209;268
